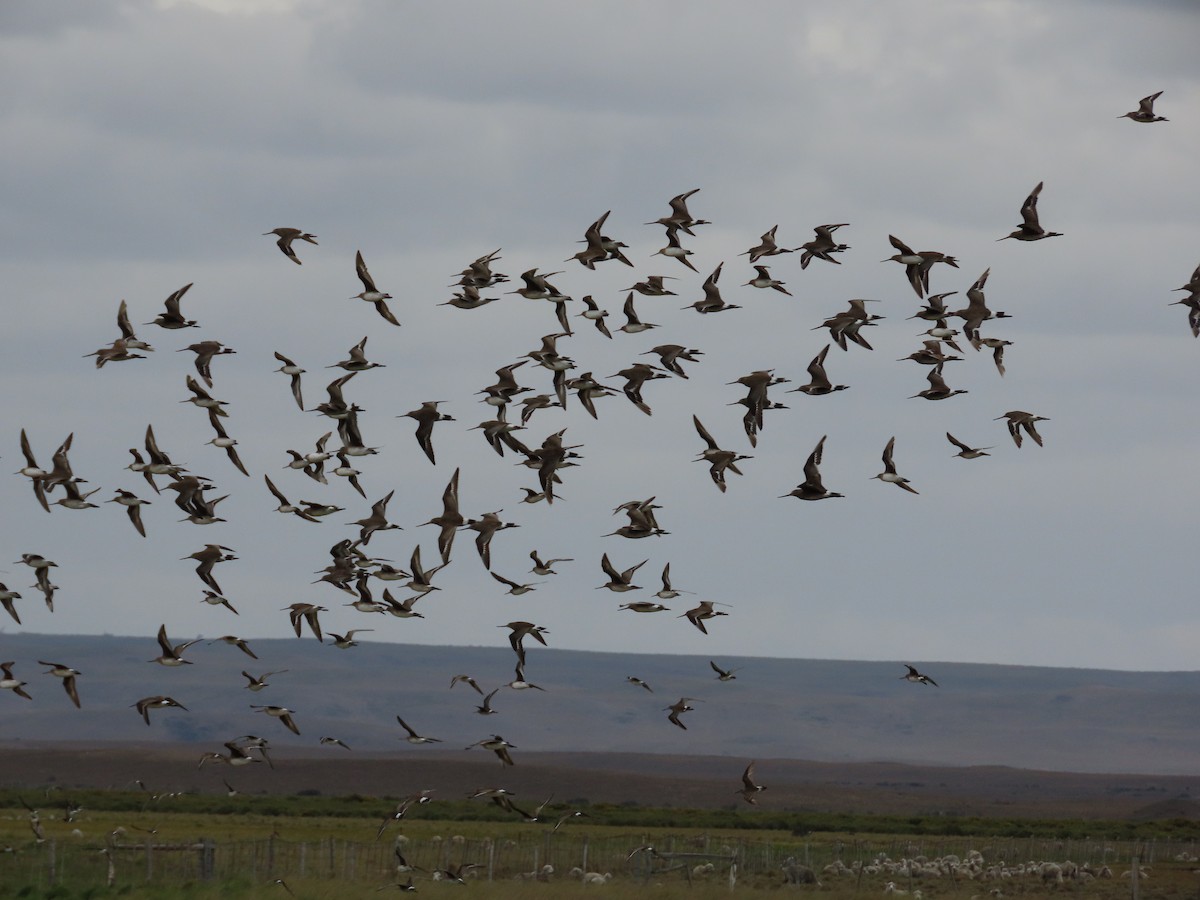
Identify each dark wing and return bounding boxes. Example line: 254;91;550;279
1019;182;1044;230
692;416;719;452
355;250;376;292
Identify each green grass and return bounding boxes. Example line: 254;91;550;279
0;788;1197;898
3;788;1200;841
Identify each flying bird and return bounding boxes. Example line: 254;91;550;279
252;704;302;735
652;228;698;272
998;181;1062;241
744;264;791;295
463;511;519;570
499;621;549;666
0;588;22;626
741;225;793;263
401;401;454;465
737;762;767;804
655;562;692;600
799;223;850;268
1119;90;1167;123
647;188;710;236
133;696;188;726
115;298;154;352
910;364;967;401
577;295;612;338
209;635;258;659
617;292;659;334
330;338;384;375
624;274;677;296
789;345;849;396
450;674;484;695
283;603;326;642
465;735;516;766
946;432;992;459
693;416;751;493
183;544;237;595
883;235;958;298
664;697;697;730
996;410;1049;448
351;250;401;326
529;550;572;576
900;664;939;687
39;661;81;708
598;553;646;592
396;716;443;745
490;571;543;596
872;437;919;494
710;660;740;681
328;628;373;649
150;624;200;667
350;490;402;545
0;661;32;700
264;227;318;264
205;416;250;477
147;283;197;330
179;341;235;388
781;435;843;501
680;600;729;634
242;670;287;692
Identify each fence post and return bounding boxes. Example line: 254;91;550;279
47;839;56;887
582;837;589;873
487;840;495;882
200;838;215;880
267;833;276;879
299;842;307;878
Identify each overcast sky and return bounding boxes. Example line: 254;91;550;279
1;0;1197;675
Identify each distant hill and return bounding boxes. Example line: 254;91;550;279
1;633;1199;776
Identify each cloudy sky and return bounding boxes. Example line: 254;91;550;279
1;0;1197;674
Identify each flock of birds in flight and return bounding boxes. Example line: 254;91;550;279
0;90;1189;845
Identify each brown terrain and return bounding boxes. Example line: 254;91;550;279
3;742;1197;821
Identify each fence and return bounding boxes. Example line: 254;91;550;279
0;832;1193;889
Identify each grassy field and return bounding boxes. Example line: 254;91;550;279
0;791;1197;898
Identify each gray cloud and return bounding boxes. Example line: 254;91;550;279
0;0;1196;684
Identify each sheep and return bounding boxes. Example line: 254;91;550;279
583;871;612;884
1039;862;1063;885
781;856;819;885
516;864;555;881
